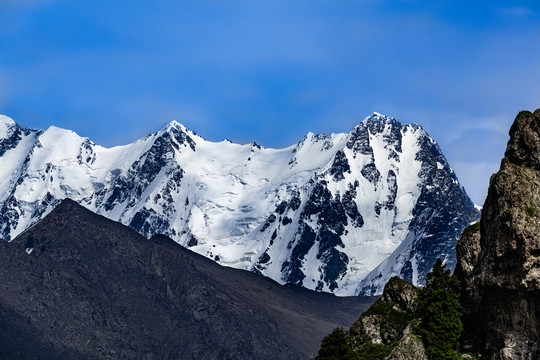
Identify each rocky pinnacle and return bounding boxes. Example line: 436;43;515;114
456;109;540;360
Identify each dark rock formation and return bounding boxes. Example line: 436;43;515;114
456;109;540;359
348;277;426;359
455;221;483;351
0;199;375;360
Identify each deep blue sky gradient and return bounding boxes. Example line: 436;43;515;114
1;0;539;204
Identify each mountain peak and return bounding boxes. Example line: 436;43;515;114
362;112;395;124
55;197;84;211
356;112;423;135
504;109;540;170
20;197;99;233
12;196;145;255
163;119;191;134
0;114;16;139
166;119;181;129
160;120;201;145
44;125;81;138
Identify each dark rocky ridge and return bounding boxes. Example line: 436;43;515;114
0;199;375;360
456;109;540;359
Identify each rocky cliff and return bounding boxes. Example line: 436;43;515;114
456;109;540;359
348;277;427;360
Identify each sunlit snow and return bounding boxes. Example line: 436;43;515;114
0;113;476;295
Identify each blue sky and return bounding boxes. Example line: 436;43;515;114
0;0;539;204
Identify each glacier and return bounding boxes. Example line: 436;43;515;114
0;113;479;295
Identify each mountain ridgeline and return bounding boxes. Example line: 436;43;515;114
0;113;479;295
0;199;374;359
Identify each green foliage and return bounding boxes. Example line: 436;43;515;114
527;204;538;217
384;276;411;293
317;325;396;360
317;263;468;360
417;258;463;360
461;222;480;237
354;342;394;360
317;327;357;360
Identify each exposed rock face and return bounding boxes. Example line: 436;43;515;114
456;109;540;359
380;275;420;313
386;324;428;360
348;277;426;359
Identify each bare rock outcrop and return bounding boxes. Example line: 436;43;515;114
386;323;428;360
456;109;540;359
348;277;426;359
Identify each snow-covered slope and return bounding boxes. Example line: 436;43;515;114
0;113;479;295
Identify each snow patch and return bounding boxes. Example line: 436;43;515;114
0;115;16;139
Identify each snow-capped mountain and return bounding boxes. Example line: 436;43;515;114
0;113;479;295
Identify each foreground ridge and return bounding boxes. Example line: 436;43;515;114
0;199;374;359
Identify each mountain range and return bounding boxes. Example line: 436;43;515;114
0;113;479;295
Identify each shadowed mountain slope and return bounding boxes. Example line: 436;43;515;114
0;199;374;360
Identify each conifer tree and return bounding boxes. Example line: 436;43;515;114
418;258;463;360
317;327;356;360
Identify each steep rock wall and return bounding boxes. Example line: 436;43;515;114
456;109;540;359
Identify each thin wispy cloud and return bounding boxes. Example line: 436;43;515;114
499;6;535;17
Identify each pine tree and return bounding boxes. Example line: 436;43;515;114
418;258;463;360
317;327;357;360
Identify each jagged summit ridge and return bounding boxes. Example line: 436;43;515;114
0;113;478;295
162;119;196;137
362;111;395;123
